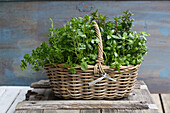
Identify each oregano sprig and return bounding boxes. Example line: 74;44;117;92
20;10;149;73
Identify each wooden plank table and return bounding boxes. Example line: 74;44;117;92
0;81;169;113
16;80;158;113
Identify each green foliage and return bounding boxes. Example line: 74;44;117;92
81;62;88;71
20;10;149;73
68;68;76;74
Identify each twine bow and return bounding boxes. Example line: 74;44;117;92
88;21;117;86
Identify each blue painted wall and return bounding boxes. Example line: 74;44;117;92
0;1;170;93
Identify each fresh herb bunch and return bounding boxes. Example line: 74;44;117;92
91;10;149;71
20;10;149;73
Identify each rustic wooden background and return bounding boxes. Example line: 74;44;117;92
0;1;169;93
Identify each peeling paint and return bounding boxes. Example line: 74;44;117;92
144;19;148;31
17;40;40;50
159;28;169;38
0;2;170;93
159;68;169;78
0;29;11;40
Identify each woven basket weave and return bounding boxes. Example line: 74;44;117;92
44;22;140;99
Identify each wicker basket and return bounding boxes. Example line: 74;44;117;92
44;22;140;100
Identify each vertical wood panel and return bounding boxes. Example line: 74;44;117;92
7;88;31;113
161;94;170;113
0;87;6;97
151;94;163;113
0;88;21;113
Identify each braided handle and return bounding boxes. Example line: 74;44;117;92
93;21;104;64
89;21;116;86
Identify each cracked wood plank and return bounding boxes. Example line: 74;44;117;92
15;100;149;110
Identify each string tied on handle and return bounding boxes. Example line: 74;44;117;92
89;21;117;86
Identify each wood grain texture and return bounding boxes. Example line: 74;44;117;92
102;109;159;113
16;80;161;112
80;109;101;113
43;110;80;113
0;1;170;93
127;86;155;105
29;89;46;101
15;110;27;113
0;88;21;113
26;87;56;100
31;80;50;89
15;100;149;110
15;110;43;113
7;87;31;113
41;89;53;100
0;86;162;113
0;87;6;97
151;94;163;113
161;94;170;113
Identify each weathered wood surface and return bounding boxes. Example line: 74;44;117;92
15;110;43;113
151;94;163;113
31;80;50;89
0;86;168;113
0;87;31;113
43;110;80;113
102;109;159;113
0;1;170;93
161;94;170;113
7;88;31;113
16;100;149;110
80;109;101;113
0;88;21;113
15;80;159;113
0;87;6;97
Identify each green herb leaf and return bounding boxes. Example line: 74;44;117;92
81;62;88;71
140;32;150;36
69;68;76;74
112;35;121;39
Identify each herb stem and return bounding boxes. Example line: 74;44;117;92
72;32;78;57
50;18;54;37
83;24;86;43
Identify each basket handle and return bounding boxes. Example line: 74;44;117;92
93;21;105;74
93;21;104;64
89;21;117;86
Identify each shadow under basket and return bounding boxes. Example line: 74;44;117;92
44;21;140;100
44;64;140;100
